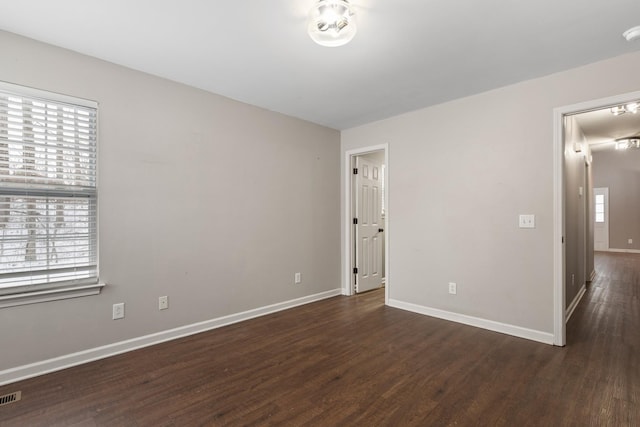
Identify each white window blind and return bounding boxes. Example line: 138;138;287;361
0;83;97;295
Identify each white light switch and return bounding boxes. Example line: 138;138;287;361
519;214;535;229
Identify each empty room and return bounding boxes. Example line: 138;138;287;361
1;1;639;425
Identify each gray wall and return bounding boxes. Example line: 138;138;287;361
586;161;595;279
342;50;640;335
564;116;592;308
592;148;640;250
0;31;340;371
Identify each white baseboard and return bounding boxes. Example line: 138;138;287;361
566;284;586;322
388;299;554;345
0;288;342;386
603;248;640;254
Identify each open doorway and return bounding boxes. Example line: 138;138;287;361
343;144;389;303
554;89;640;346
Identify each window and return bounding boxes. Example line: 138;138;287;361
595;194;605;223
0;82;101;306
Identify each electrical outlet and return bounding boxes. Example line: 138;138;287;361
159;296;169;310
519;214;535;229
448;282;457;295
112;303;125;320
629;239;633;245
295;273;301;284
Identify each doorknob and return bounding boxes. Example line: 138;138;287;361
378;228;384;232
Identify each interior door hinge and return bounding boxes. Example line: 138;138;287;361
353;267;358;274
353;218;358;225
353;168;358;175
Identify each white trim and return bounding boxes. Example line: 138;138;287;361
0;80;97;108
388;299;554;345
342;144;389;305
0;288;341;386
566;284;586;322
553;105;566;346
553;89;640;347
602;248;640;254
0;283;105;308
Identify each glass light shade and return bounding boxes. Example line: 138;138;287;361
615;140;629;150
623;26;640;42
615;138;640;150
611;105;626;116
610;102;640;116
308;0;357;47
625;102;639;114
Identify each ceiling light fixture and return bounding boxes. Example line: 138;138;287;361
308;0;357;47
623;26;640;42
610;105;626;116
610;102;639;116
615;137;640;150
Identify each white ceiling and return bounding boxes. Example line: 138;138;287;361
1;1;640;130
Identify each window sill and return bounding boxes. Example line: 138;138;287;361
0;283;105;308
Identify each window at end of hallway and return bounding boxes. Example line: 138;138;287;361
595;194;605;223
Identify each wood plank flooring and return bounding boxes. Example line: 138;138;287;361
0;252;638;426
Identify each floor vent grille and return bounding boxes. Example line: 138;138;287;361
0;391;21;406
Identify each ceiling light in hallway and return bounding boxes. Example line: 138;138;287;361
610;102;639;116
615;137;640;150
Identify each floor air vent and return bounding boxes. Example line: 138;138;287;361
0;391;21;406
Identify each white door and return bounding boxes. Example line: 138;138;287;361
594;187;609;251
354;156;383;293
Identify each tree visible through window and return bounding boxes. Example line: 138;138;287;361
0;83;97;294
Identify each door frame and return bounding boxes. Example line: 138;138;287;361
553;89;640;346
343;143;389;303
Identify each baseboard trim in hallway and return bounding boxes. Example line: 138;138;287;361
566;284;587;322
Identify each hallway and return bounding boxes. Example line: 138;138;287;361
562;251;639;423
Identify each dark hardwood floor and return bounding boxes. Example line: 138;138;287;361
1;252;638;426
